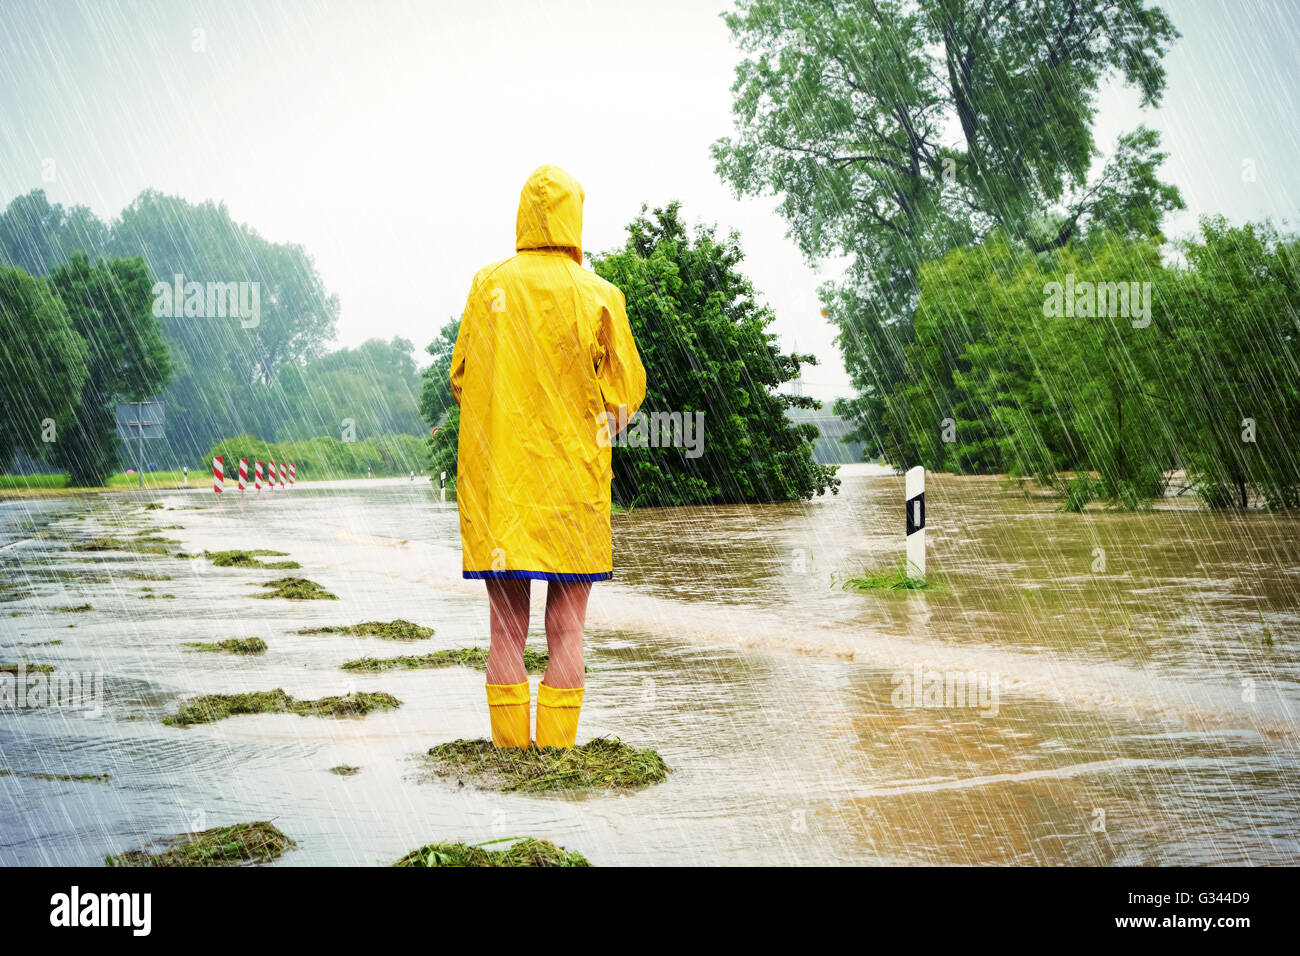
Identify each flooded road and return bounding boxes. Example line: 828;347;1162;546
1;468;1297;865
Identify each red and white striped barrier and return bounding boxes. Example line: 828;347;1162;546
213;456;223;493
255;460;263;491
279;462;287;489
268;461;277;489
288;463;296;486
238;458;247;491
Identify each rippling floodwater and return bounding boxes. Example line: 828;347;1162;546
1;468;1297;865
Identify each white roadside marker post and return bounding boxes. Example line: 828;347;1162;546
905;465;925;581
440;471;447;503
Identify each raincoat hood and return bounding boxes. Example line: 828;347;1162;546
516;164;584;264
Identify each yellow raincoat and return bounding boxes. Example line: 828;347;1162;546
450;165;646;581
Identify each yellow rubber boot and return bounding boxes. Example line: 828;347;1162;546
535;683;584;749
486;681;530;749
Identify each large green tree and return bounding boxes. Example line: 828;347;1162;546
47;253;172;485
421;206;839;506
713;0;1185;455
1161;219;1300;508
0;264;89;468
591;203;838;506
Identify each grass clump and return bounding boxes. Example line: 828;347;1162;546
164;688;401;725
73;536;172;555
106;821;295;867
182;637;268;655
841;561;932;592
393;837;590;868
52;603;93;612
0;663;54;674
298;619;431;640
329;765;360;776
425;736;670;793
124;570;173;581
0;769;108;783
255;577;337;600
204;549;300;570
342;647;548;673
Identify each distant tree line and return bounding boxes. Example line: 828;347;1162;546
0;189;428;485
890;219;1300;509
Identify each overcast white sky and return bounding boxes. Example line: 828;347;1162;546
1;0;1297;403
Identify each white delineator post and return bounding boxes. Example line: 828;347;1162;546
213;456;223;494
254;460;263;491
238;458;248;491
440;470;446;503
905;466;925;580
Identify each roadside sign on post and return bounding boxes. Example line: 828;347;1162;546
905;466;925;580
115;401;165;490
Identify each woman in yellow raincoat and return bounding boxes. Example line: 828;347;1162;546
450;164;646;750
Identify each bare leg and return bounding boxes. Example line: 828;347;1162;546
485;578;530;685
543;580;590;688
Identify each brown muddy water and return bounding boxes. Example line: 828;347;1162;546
1;467;1296;865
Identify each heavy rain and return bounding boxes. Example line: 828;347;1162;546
0;0;1296;925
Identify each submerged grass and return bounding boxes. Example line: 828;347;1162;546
425;737;670;793
52;603;93;612
72;536;173;555
393;837;591;868
106;821;295;867
0;769;108;783
342;647;548;673
182;637;268;655
298;619;432;640
841;561;933;591
329;765;360;776
0;663;54;674
255;577;337;600
164;688;401;725
204;549;300;570
124;570;173;581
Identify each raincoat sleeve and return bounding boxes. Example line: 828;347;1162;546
595;289;646;424
449;280;478;407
